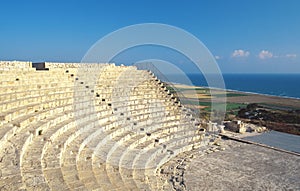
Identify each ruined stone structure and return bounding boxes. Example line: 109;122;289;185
0;61;210;190
224;120;246;133
224;120;267;134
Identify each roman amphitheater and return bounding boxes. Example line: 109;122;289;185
1;61;299;191
0;61;211;190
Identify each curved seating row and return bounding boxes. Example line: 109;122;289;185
0;61;209;190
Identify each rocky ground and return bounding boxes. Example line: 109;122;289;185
184;139;300;191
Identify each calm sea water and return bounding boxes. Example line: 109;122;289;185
165;74;300;99
243;131;300;153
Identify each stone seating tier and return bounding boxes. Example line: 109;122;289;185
0;61;208;191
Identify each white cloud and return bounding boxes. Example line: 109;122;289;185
259;50;273;59
215;55;221;60
286;54;297;58
232;49;250;58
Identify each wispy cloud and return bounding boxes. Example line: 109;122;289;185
215;55;221;60
232;49;250;58
286;54;297;58
259;50;273;59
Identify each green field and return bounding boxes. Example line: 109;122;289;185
199;102;247;112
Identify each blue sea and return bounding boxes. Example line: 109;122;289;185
165;74;300;99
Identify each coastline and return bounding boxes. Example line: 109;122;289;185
171;81;300;154
171;82;300;100
224;88;300;100
171;82;300;111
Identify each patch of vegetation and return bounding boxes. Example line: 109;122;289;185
238;105;300;124
180;99;202;106
173;88;209;94
259;103;300;111
237;103;300;135
165;85;177;93
179;89;247;98
180;99;247;112
226;103;247;110
175;87;207;91
213;93;248;98
185;101;246;112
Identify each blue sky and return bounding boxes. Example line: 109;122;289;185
1;0;300;73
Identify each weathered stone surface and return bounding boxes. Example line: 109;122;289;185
185;140;300;191
0;61;204;190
